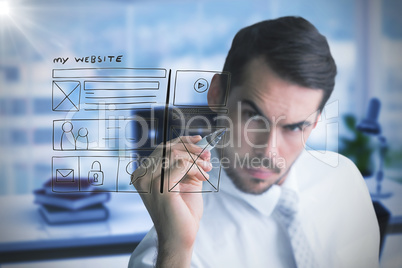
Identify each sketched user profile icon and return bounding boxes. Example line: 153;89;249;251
128;158;149;186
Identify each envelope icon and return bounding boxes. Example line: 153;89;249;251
52;81;81;111
168;127;225;193
56;169;74;182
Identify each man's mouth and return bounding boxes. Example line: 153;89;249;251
243;167;279;180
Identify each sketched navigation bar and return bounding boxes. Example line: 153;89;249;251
53;68;167;78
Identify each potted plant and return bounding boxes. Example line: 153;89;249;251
339;114;376;177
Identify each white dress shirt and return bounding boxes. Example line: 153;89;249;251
129;150;380;267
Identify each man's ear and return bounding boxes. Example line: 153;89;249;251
207;74;225;111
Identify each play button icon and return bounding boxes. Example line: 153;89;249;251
194;78;209;93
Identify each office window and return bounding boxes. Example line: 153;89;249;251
34;163;51;189
375;0;402;180
0;163;6;195
0;99;7;115
0;128;7;145
11;98;27;115
13;163;29;195
382;0;402;39
2;66;20;82
33;128;52;144
33;98;52;114
10;129;28;145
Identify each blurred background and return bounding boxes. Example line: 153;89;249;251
0;0;401;267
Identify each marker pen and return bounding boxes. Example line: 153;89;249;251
195;129;226;150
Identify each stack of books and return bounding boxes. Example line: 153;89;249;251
34;179;110;224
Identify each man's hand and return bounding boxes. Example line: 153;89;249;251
131;135;212;267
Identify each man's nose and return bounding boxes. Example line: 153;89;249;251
253;129;279;156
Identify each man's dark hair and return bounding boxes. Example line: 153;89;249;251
222;16;337;111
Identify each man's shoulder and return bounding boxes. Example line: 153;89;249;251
294;151;379;267
296;149;360;174
294;149;364;188
294;149;373;223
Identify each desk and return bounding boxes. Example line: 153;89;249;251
365;177;402;232
2;179;400;264
0;193;153;263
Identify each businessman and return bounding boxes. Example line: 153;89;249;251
129;16;380;267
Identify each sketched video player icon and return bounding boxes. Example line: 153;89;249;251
194;78;209;93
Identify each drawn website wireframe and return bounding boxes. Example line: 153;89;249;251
166;70;230;193
51;68;230;193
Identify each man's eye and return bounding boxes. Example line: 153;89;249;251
242;110;258;119
284;125;303;132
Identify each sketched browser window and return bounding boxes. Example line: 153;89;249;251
51;68;168;193
51;68;230;194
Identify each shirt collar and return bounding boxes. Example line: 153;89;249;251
281;163;299;193
214;150;300;217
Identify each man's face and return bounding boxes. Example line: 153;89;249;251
220;57;323;194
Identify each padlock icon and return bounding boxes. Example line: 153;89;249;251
88;161;104;186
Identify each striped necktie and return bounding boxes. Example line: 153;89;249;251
274;187;318;268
